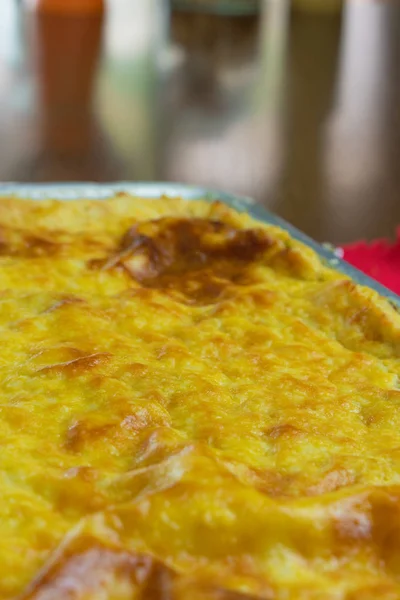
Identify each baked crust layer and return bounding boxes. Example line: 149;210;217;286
1;194;400;599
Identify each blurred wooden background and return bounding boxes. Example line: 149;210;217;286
0;0;399;243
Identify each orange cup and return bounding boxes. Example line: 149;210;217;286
32;0;105;15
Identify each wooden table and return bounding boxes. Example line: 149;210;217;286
0;0;399;244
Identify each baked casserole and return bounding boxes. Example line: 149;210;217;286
1;194;400;599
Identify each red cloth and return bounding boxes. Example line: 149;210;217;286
342;230;400;295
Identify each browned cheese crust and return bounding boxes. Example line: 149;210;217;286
0;194;399;599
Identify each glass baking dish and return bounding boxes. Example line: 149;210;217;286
0;181;397;306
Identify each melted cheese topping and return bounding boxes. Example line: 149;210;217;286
1;194;400;599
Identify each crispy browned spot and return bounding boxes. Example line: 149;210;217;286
248;467;295;498
123;362;149;378
369;490;400;577
136;427;186;468
268;246;318;280
0;225;113;258
43;295;85;313
98;218;277;304
217;459;296;499
24;234;65;257
38;352;112;377
331;489;400;552
265;424;302;440
205;590;270;600
0;229;66;257
31;346;84;365
0;226;6;251
345;585;400;600
174;584;271;600
21;533;269;600
306;467;356;496
65;409;159;453
20;534;174;600
65;420;113;452
29;467;105;515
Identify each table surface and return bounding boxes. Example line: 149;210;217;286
0;0;399;244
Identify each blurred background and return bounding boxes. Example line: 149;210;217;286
0;0;399;244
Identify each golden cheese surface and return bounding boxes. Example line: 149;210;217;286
1;194;400;599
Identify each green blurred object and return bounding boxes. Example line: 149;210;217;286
171;0;260;16
292;0;343;14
